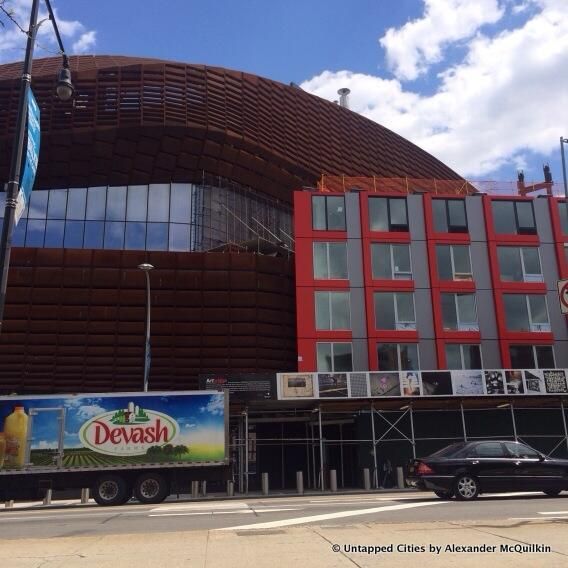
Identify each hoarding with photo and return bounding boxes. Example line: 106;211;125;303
523;370;545;394
369;372;401;397
421;371;453;396
280;373;315;398
543;370;568;394
348;373;369;398
505;370;525;394
484;370;505;395
318;373;348;398
401;372;421;396
451;370;485;395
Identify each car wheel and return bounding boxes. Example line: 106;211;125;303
453;474;479;501
543;489;562;497
133;472;169;504
93;475;130;506
434;490;453;500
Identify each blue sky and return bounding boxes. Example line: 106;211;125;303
1;0;567;183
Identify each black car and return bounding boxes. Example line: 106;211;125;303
407;440;568;500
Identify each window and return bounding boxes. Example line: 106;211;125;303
315;291;351;330
559;201;568;234
436;245;472;281
492;200;536;235
445;344;482;369
509;345;555;368
312;196;346;231
470;442;506;458
441;293;478;331
432;199;468;233
313;242;348;279
503;294;550;332
497;247;543;282
317;343;353;372
371;243;412;280
374;292;416;330
504;442;540;459
377;343;419;371
368;197;408;232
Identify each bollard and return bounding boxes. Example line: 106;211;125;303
80;488;90;504
191;480;199;498
201;481;207;497
226;480;234;497
5;500;14;509
43;489;52;506
261;472;269;496
329;469;337;492
363;468;371;490
397;466;405;489
296;471;304;495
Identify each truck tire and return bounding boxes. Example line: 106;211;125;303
133;472;169;504
93;475;130;506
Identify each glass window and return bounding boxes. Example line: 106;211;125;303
509;345;535;368
86;187;107;220
445;344;482;369
47;189;67;219
517;201;536;232
66;187;87;220
504;442;540;459
441;293;478;331
317;342;353;372
148;184;170;222
369;197;408;231
492;200;536;235
12;218;27;246
378;343;419;371
126;185;148;222
474;442;506;458
374;292;416;330
313;242;348;279
371;243;412;279
436;244;472;280
83;220;104;248
64;220;84;248
498;247;542;282
432;199;468;233
503;294;550;332
559;201;568;234
146;222;168;251
44;220;64;248
103;221;125;249
536;345;555;368
125;222;146;250
170;183;192;223
106;186;127;221
169;223;190;251
315;291;350;330
312;196;346;231
28;191;48;219
25;219;45;246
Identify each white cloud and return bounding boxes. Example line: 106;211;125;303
0;0;96;62
380;0;504;80
301;0;568;178
76;404;106;420
200;394;224;416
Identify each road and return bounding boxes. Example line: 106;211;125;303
2;491;568;567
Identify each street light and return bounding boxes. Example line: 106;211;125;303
138;263;154;392
0;0;74;334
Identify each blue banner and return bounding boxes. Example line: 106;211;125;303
15;89;41;225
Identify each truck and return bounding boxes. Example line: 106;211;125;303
0;390;230;506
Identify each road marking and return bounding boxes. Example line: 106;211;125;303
216;500;447;531
149;508;299;518
150;502;249;512
538;511;568;515
509;516;568;521
480;492;540;498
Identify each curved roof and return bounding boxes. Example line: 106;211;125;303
0;55;461;201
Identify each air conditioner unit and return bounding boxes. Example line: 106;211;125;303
530;323;551;332
396;322;416;331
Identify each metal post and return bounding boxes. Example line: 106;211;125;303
561;400;568;454
261;472;269;495
281;422;285;490
363;468;371;490
339;422;344;489
201;481;207;497
226;480;234;497
560;137;568;202
296;471;304;495
305;422;311;490
0;0;40;333
238;417;244;494
409;404;416;458
396;466;405;489
80;488;90;504
460;401;468;441
510;403;517;441
43;489;52;506
191;480;199;498
310;422;316;489
143;269;151;392
370;403;378;488
244;408;249;495
318;406;325;491
329;469;337;492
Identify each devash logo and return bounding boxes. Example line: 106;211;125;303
79;407;179;456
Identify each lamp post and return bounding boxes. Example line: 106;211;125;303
138;263;154;392
561;137;568;201
0;0;74;334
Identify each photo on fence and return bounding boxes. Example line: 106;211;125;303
451;370;485;395
369;372;401;397
348;373;369;398
280;373;315;398
505;370;525;394
400;371;421;396
543;370;568;394
317;373;348;398
421;371;453;396
524;370;545;394
484;370;505;395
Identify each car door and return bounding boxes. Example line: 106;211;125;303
466;441;515;492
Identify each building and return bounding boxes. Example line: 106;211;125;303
1;56;567;491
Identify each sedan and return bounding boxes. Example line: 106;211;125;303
407;440;568;500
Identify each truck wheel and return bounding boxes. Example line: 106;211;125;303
134;473;169;504
93;475;130;506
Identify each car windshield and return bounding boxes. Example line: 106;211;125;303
428;442;467;458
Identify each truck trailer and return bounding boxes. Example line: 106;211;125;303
0;390;230;505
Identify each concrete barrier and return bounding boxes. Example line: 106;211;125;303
226;480;234;497
397;466;405;489
261;472;269;495
296;471;304;495
80;488;90;504
43;489;52;506
330;469;337;492
4;500;14;509
363;468;371;490
201;481;207;497
191;480;199;499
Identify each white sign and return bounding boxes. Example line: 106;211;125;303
558;279;568;314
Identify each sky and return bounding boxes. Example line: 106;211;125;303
0;0;567;183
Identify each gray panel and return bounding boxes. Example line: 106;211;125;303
352;338;369;372
417;339;437;370
547;290;568;341
477;289;498;339
414;288;435;339
350;288;367;339
540;243;560;290
553;341;568;368
345;192;362;239
408;195;425;240
347;238;364;287
410;241;430;288
466;196;486;241
480;340;501;368
470;242;492;290
534;197;554;243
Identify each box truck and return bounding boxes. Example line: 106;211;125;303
0;391;230;506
